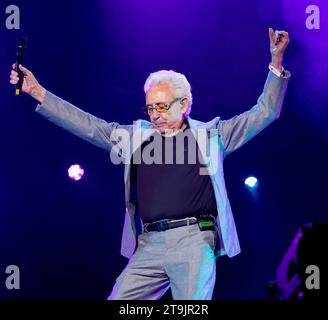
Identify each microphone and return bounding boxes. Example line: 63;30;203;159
15;37;27;96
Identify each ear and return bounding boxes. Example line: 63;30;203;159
180;97;189;115
180;97;188;108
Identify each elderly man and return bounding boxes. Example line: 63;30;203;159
10;28;290;300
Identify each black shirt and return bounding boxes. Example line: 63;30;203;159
130;123;218;223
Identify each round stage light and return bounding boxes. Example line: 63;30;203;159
245;176;258;188
68;164;84;181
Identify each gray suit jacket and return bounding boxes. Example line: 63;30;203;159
35;70;290;258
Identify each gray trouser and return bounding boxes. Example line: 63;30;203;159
108;223;217;300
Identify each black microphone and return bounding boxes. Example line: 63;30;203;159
15;37;27;96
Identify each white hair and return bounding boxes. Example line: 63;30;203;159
143;70;193;117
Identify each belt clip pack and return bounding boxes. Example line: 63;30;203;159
197;220;215;231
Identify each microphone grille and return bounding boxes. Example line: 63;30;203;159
16;37;27;49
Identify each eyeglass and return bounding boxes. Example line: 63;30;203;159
141;97;183;115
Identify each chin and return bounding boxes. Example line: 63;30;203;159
153;123;173;133
157;127;167;133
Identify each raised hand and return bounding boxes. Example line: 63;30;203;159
10;64;46;103
268;28;290;71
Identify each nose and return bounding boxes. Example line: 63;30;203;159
151;109;160;121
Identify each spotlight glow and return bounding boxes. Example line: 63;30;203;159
68;164;84;181
245;176;258;188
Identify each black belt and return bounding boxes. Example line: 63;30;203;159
143;214;216;232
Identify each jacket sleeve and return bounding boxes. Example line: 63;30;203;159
35;90;132;156
218;70;290;156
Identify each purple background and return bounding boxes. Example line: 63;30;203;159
0;0;327;299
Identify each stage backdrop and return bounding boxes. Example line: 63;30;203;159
0;0;327;299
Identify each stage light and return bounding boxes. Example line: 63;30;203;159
68;164;84;181
245;176;258;188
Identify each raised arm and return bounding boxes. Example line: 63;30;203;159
9;64;132;155
218;27;290;156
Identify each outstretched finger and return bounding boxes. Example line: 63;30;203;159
268;27;275;45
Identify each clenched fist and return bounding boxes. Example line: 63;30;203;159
269;27;290;71
10;64;46;103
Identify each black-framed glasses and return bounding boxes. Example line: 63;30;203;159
141;97;183;115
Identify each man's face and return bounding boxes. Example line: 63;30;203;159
145;82;188;133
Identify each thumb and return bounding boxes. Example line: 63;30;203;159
19;64;30;76
268;27;275;45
